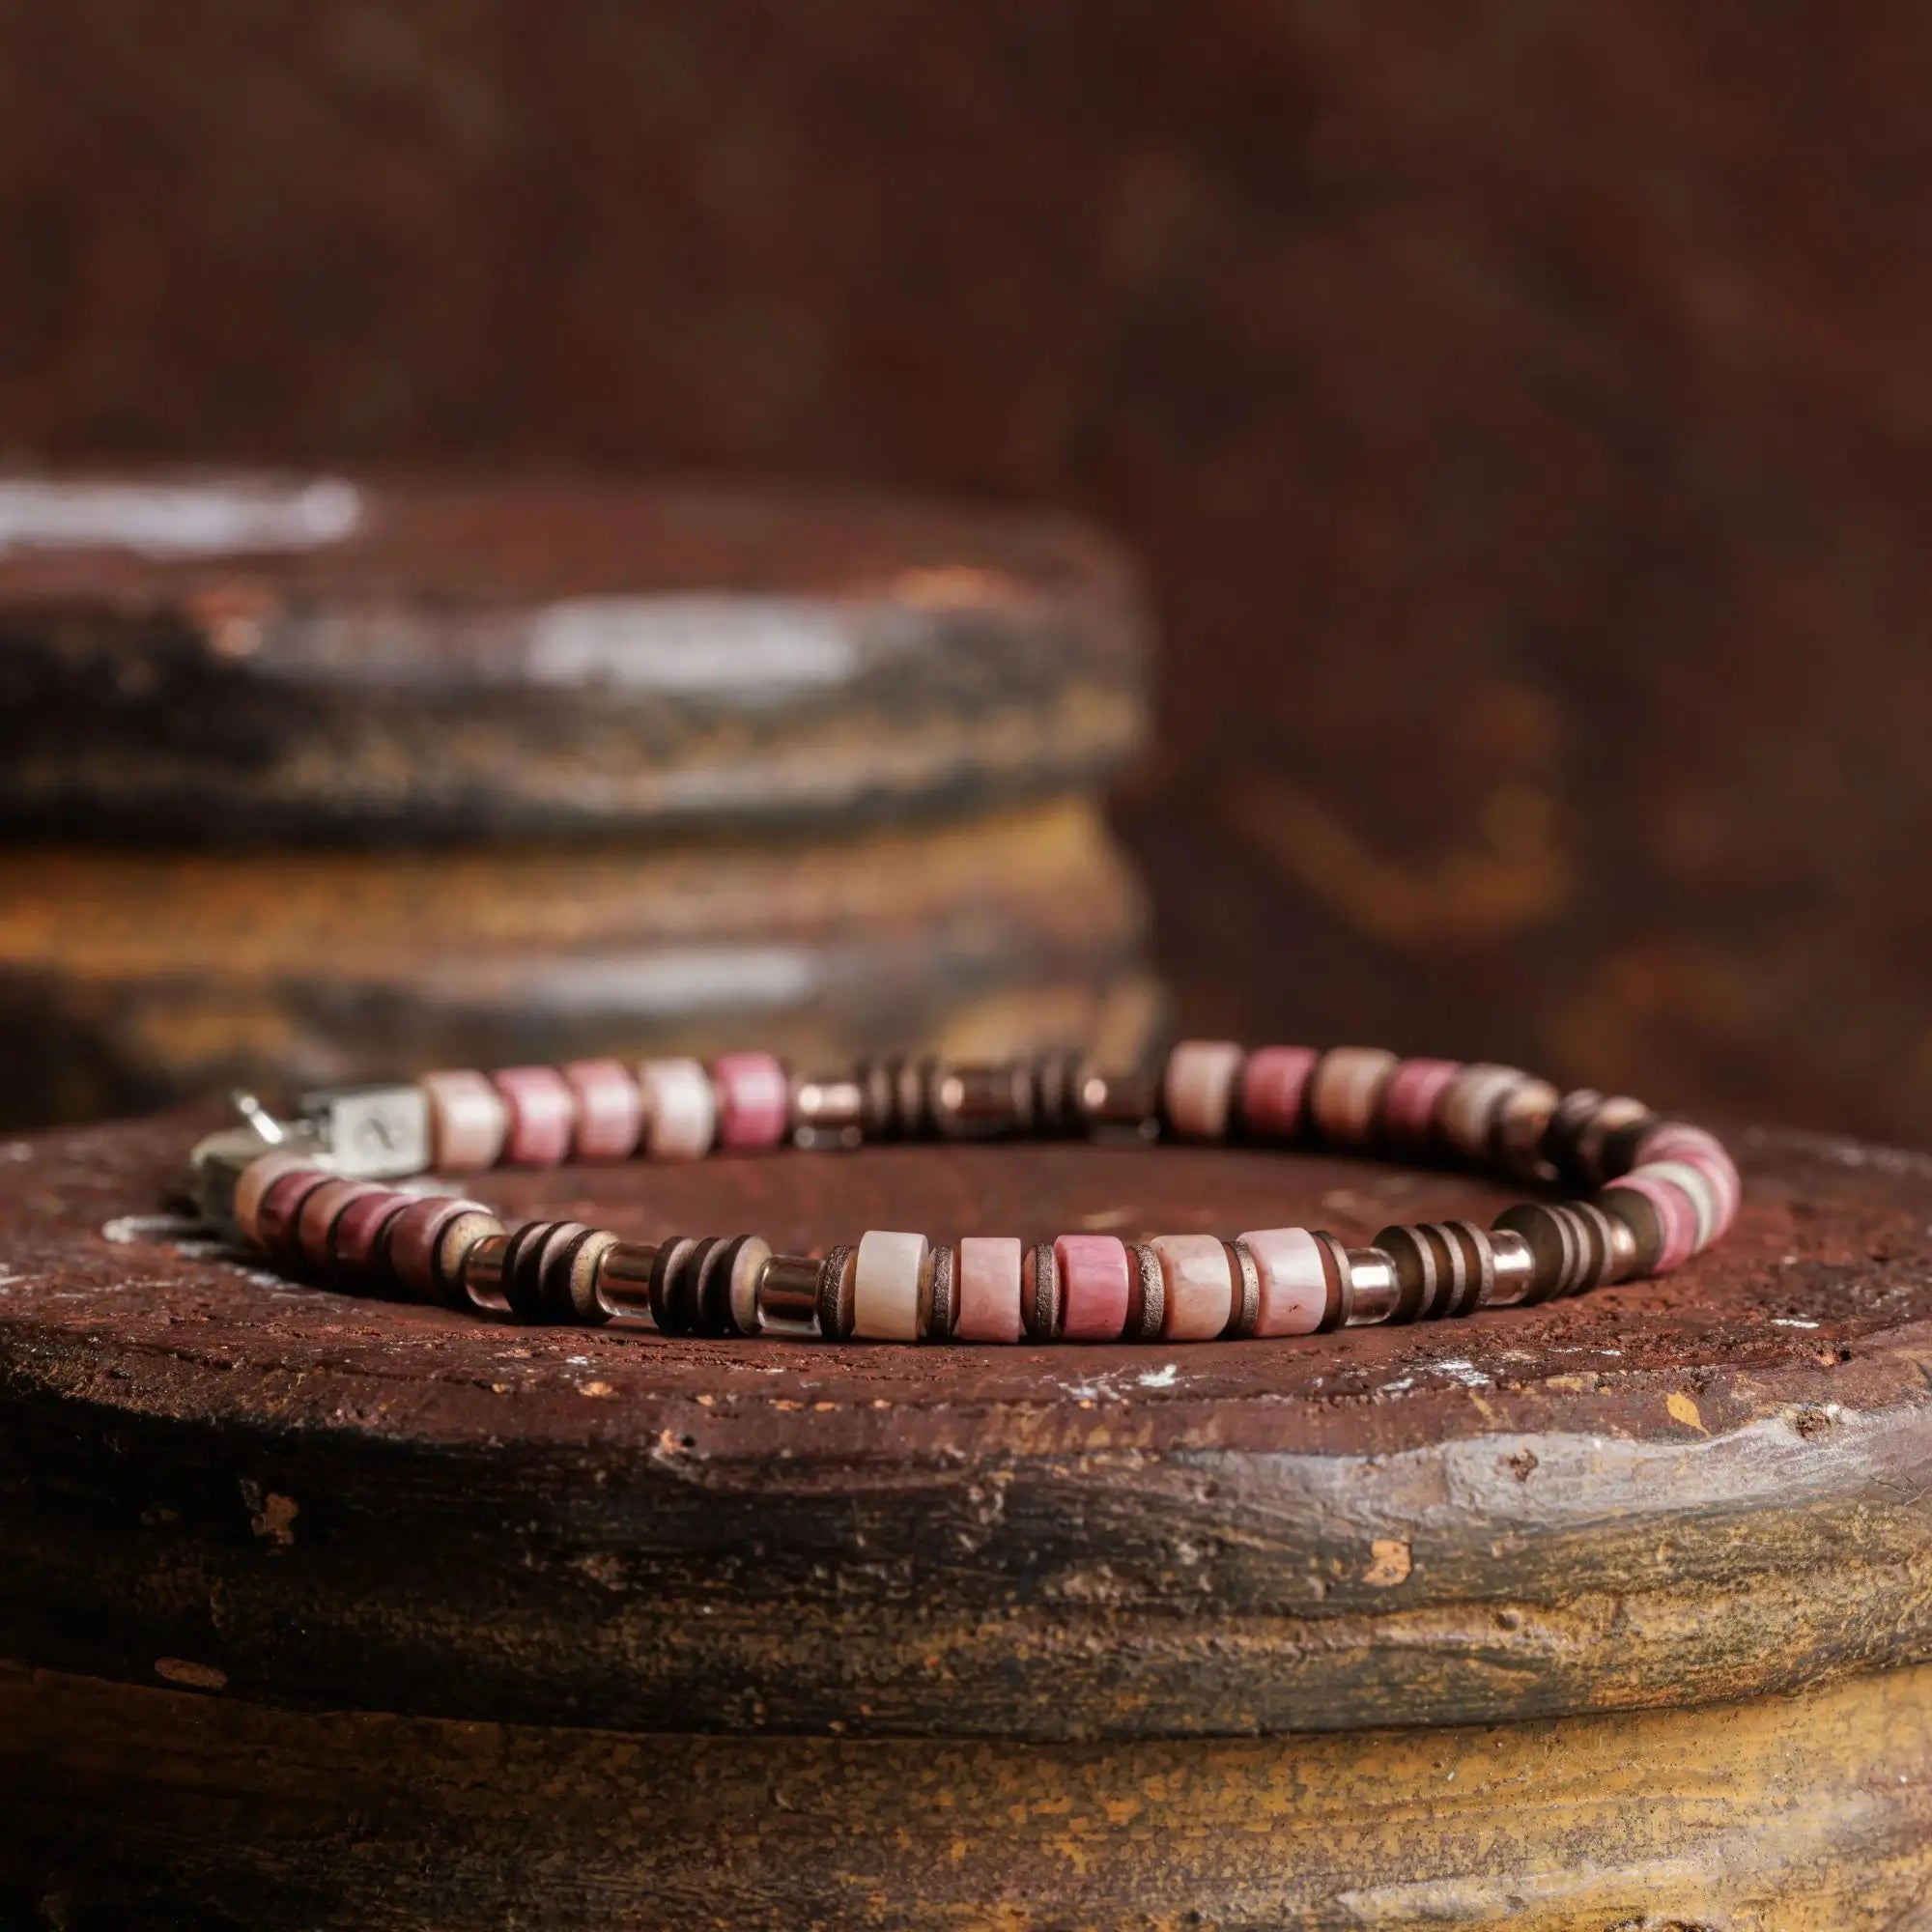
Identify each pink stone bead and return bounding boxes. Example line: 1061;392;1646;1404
1381;1058;1463;1149
1637;1124;1740;1233
956;1236;1024;1343
329;1189;415;1284
639;1058;717;1160
421;1069;510;1173
712;1050;790;1151
1308;1047;1399;1147
1164;1039;1244;1140
1605;1171;1699;1273
562;1058;643;1161
1436;1063;1522;1161
1054;1234;1130;1342
295;1178;382;1278
1151;1233;1235;1342
1239;1226;1332;1337
1239;1045;1319;1139
386;1194;493;1303
492;1065;576;1167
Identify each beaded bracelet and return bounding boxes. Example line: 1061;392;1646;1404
180;1043;1740;1344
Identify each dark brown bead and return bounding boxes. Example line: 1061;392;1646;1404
1543;1089;1605;1184
815;1244;856;1340
1492;1203;1579;1305
1597;1186;1667;1275
1031;1053;1085;1136
1596;1112;1662;1182
1311;1230;1354;1332
1417;1223;1467;1321
706;1234;766;1337
1225;1239;1262;1338
1125;1242;1165;1341
550;1226;620;1325
684;1236;736;1336
1372;1224;1436;1325
790;1073;865;1150
1437;1221;1495;1317
1023;1241;1061;1341
647;1235;699;1335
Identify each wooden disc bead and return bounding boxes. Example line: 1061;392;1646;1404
1371;1223;1436;1324
435;1209;510;1314
546;1225;620;1324
647;1235;701;1335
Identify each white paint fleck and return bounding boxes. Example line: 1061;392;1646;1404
1136;1362;1179;1389
1431;1358;1494;1388
102;1212;203;1246
1771;1317;1821;1329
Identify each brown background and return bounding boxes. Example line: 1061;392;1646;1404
2;3;1928;1142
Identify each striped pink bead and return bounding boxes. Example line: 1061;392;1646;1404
1054;1234;1130;1341
329;1189;414;1284
296;1178;383;1278
493;1066;576;1167
562;1058;643;1161
233;1151;315;1247
712;1051;791;1152
386;1195;492;1303
1239;1046;1318;1139
1605;1171;1699;1273
1239;1226;1331;1337
421;1069;510;1173
1381;1058;1462;1149
956;1236;1024;1344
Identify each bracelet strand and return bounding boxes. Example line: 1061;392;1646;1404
184;1042;1740;1344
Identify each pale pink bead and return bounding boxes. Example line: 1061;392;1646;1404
1381;1058;1462;1148
492;1065;576;1167
853;1229;929;1341
1239;1046;1318;1139
233;1151;315;1247
1637;1124;1740;1233
1605;1171;1698;1273
712;1050;790;1151
1163;1039;1244;1140
421;1069;510;1173
1151;1233;1235;1341
639;1057;717;1160
562;1058;643;1161
1054;1234;1130;1341
1239;1226;1332;1337
956;1236;1024;1343
1308;1047;1398;1147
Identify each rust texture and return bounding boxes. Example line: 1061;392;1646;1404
0;6;1924;1138
5;1113;1932;1922
5;1661;1931;1928
1;1110;1930;1745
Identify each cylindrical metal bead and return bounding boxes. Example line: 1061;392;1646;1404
1487;1227;1538;1305
1224;1239;1262;1339
759;1253;827;1329
791;1074;865;1151
594;1241;663;1323
461;1232;513;1315
1344;1247;1402;1324
932;1063;1034;1139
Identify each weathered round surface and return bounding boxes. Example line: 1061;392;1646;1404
0;1108;1926;1741
0;471;1147;837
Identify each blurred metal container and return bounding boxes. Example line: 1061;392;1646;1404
0;472;1157;1125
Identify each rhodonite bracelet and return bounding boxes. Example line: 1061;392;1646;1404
180;1043;1740;1344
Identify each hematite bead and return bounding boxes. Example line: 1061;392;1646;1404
932;1062;1034;1139
1344;1247;1401;1324
1224;1239;1262;1338
594;1242;662;1323
816;1244;857;1340
1079;1068;1159;1141
759;1253;826;1329
791;1074;865;1150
